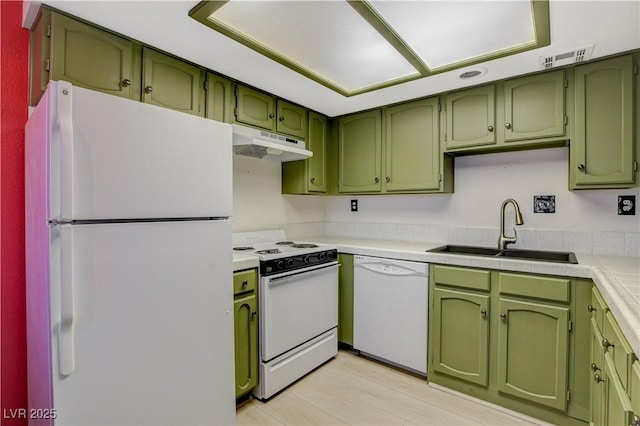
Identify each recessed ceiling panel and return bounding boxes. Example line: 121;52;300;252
207;1;419;93
370;1;537;70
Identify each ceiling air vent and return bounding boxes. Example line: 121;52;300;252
539;45;594;70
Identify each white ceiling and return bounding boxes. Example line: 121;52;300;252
25;0;640;117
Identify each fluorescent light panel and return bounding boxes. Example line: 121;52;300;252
191;0;548;96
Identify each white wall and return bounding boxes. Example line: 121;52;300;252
232;148;640;255
232;155;325;232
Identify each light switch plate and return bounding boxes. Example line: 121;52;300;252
351;199;358;212
618;195;636;215
534;195;555;213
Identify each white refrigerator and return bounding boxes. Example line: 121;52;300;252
25;81;236;425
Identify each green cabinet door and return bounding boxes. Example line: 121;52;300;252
233;292;258;398
29;8;51;105
603;353;633;426
573;55;634;186
338;254;354;345
50;12;134;99
385;98;441;191
277;99;307;139
504;70;566;142
205;72;232;123
235;85;275;130
142;48;203;116
338;110;382;193
432;287;490;386
445;85;496;149
281;111;327;194
497;298;569;411
591;319;605;426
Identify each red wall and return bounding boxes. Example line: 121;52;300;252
1;1;29;425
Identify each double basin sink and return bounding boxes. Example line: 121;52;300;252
428;245;578;264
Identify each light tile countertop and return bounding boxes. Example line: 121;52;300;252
231;236;639;356
304;236;640;357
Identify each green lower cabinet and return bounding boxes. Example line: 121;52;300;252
497;298;569;411
603;354;633;426
432;287;489;386
338;254;354;346
233;269;258;399
142;48;204;116
429;265;591;425
591;319;605;426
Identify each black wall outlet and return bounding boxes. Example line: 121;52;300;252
618;195;636;215
351;199;358;212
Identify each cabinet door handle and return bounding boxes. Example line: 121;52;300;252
278;116;285;121
578;163;585;172
251;311;257;318
374;177;379;183
144;85;153;93
587;304;596;313
480;309;487;318
488;125;494;132
385;176;390;183
310;177;315;183
591;363;600;372
602;338;614;351
268;113;275;119
505;122;512;129
594;373;605;383
121;79;131;87
241;280;248;287
500;313;507;321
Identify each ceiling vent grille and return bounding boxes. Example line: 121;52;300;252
539;45;594;70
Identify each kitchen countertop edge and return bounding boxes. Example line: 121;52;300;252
305;236;640;356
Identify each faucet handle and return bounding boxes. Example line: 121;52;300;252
512;227;518;241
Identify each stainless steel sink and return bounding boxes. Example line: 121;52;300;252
428;245;578;264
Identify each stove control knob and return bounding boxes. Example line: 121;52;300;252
318;252;326;260
303;255;311;264
276;260;285;270
285;258;295;268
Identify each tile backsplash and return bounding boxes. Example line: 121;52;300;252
285;221;640;257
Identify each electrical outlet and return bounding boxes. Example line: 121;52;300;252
534;195;556;213
351;199;358;212
618;195;636;215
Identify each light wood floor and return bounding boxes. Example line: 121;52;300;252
236;350;548;426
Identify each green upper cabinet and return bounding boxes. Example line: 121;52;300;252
277;99;308;139
338;110;382;193
384;98;441;192
503;70;566;142
235;85;308;139
49;11;136;100
497;298;569;411
235;85;275;129
445;85;496;149
142;48;204;117
282;111;328;194
572;55;636;188
205;72;232;123
29;8;51;105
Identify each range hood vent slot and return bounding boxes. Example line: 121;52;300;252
539;45;594;70
232;124;312;162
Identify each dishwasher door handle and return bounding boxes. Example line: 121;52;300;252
355;262;427;277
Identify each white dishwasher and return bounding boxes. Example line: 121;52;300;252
353;255;428;375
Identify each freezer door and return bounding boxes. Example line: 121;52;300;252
49;81;232;221
49;221;234;425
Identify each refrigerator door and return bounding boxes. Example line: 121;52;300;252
48;220;234;425
47;81;232;221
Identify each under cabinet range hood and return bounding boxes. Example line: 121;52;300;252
232;124;312;162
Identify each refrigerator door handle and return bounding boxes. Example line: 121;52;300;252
59;225;76;376
56;81;74;220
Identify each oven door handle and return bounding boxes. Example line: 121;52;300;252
267;262;338;285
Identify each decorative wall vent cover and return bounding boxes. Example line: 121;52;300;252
539;45;594;69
